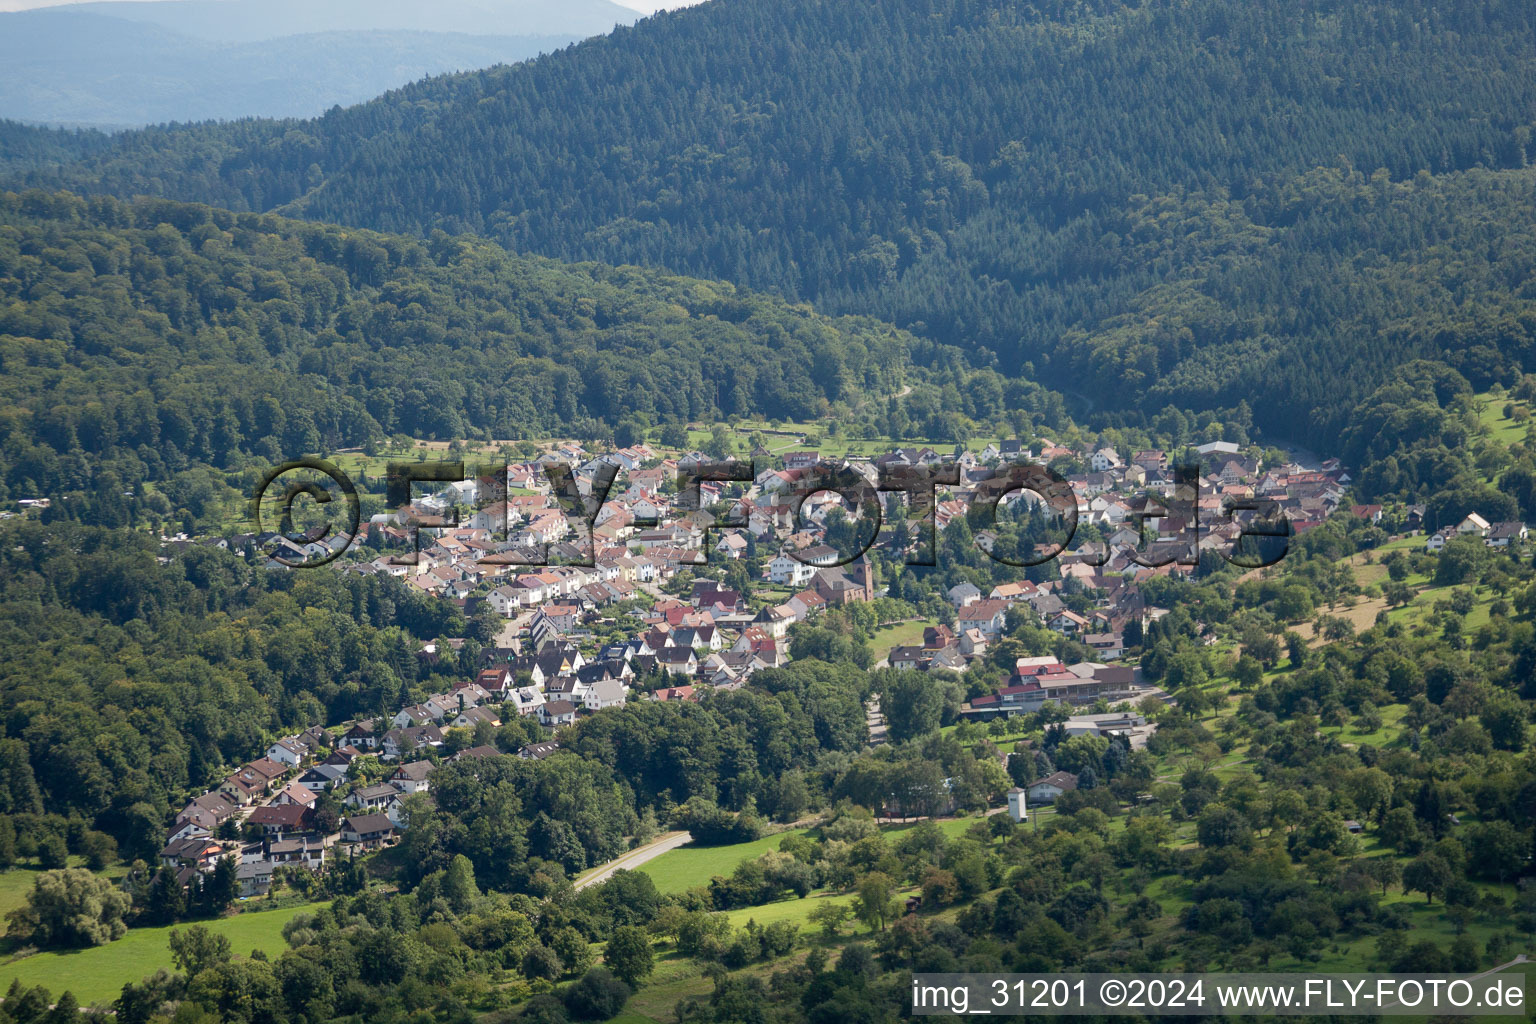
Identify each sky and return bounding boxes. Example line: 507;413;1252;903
0;0;708;12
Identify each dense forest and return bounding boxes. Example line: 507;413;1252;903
6;0;1536;443
0;190;1069;523
0;520;481;862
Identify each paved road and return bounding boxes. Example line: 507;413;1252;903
574;830;692;890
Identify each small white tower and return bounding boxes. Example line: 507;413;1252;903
1006;786;1028;822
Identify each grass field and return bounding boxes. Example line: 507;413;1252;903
638;830;810;894
0;871;38;938
723;891;858;930
869;618;939;662
1476;391;1531;451
0;902;323;1006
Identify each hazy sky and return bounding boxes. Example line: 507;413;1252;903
0;0;708;13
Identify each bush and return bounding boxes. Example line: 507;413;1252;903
562;968;630;1021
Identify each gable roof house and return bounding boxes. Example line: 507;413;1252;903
265;738;309;767
272;781;318;809
583;678;628;712
247;803;312;835
537;700;579;727
389;760;436;793
341;814;397;849
1027;771;1080;803
177;792;238;831
956;599;1010;637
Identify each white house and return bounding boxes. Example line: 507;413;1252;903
769;553;816;586
1026;771;1079;804
583;678;628;712
265;738;307;768
1090;448;1123;473
1457;513;1491;537
947;582;982;609
537;700;578;727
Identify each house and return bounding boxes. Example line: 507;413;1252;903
453;744;503;761
518;740;561;760
342;722;379;750
296;764;347;792
1082;632;1125;660
1090;448;1123;473
177;792;238;831
957;599;1010;637
1457;513;1491;537
947;582;982;608
237;860;275;897
341;813;398;849
537;700;578;727
655;646;699;677
226;758;287;797
219;773;266;806
583;678;628;712
1487;522;1528;548
390;705;437;730
271;782;317;809
768;552;817;587
1048;609;1090;635
389;761;435;794
1027;771;1079;804
265;738;308;768
449;705;502;731
160;836;226;872
267;836;326;869
247;804;311;835
346;784;401;812
381;724;445;759
650;685;697;702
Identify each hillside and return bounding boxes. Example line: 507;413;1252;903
5;0;1536;441
0;190;1074;517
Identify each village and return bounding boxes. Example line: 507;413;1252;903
161;435;1363;894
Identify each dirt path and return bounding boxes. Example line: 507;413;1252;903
574;830;692;890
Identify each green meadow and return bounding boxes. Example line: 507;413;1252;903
0;902;322;1007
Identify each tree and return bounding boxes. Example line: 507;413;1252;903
1466;821;1527;882
169;924;232;978
1403;853;1454;904
603;925;654;987
883;672;945;742
563;967;631;1022
522;944;563;981
443;854;479;914
808;901;851;940
1196;804;1250;850
550;925;593;975
6;868;131;948
144;865;186;925
1479;694;1530;750
854;872;896;932
1365;857;1401;896
198;855;237;917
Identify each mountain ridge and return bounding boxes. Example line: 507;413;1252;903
5;0;1536;444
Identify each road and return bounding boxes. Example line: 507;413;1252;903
574;830;692;890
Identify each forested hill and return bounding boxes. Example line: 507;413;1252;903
1;190;1062;513
5;0;1536;443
